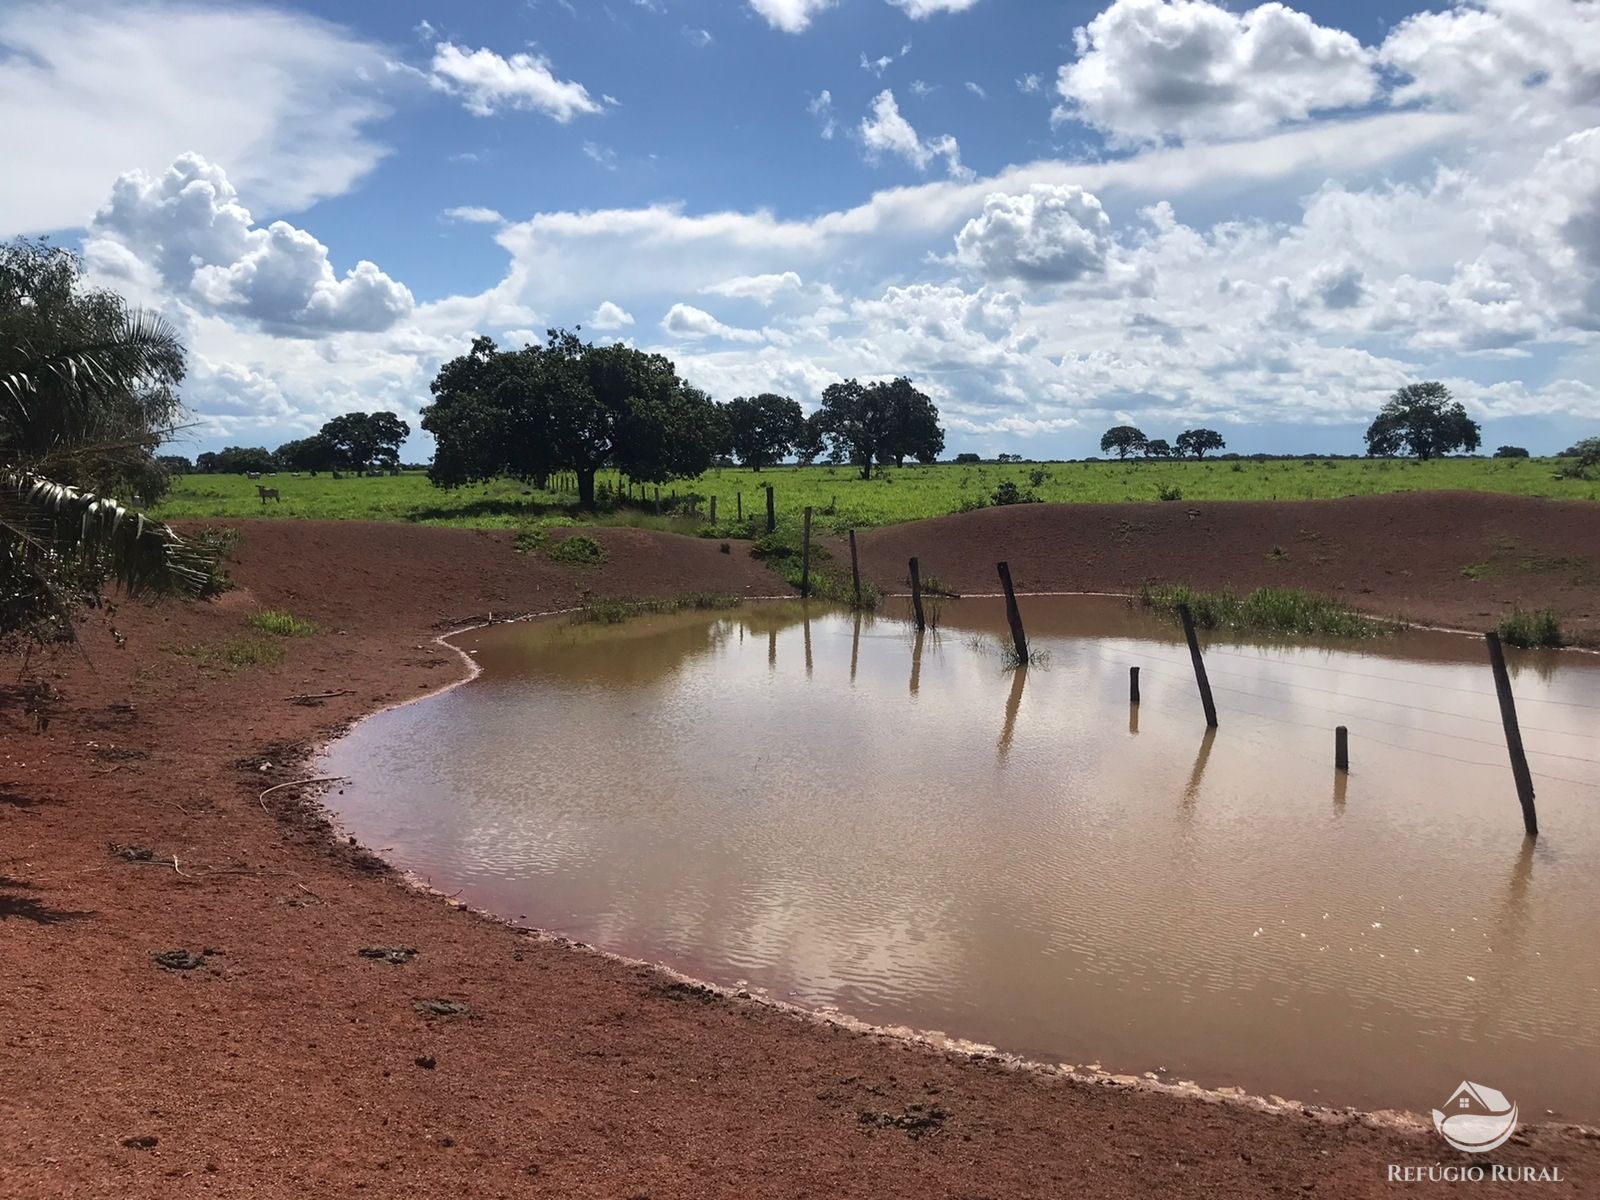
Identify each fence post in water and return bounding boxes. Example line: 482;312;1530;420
909;557;927;631
848;530;862;608
1130;666;1141;704
996;561;1028;665
800;507;813;598
1177;603;1219;728
765;484;776;534
709;496;717;524
1335;726;1349;772
1485;631;1538;838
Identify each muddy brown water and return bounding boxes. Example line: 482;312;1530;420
320;596;1600;1121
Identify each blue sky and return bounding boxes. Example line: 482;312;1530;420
3;0;1598;460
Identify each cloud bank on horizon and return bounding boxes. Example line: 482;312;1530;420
2;0;1598;457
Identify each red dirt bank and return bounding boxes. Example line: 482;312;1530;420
2;500;1597;1199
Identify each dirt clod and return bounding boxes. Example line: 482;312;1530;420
358;946;419;965
152;949;206;971
412;999;470;1019
857;1103;948;1139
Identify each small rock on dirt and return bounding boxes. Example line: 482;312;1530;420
857;1103;948;1139
412;998;470;1019
414;1055;437;1069
152;949;206;971
358;947;419;965
120;1136;159;1150
112;844;155;862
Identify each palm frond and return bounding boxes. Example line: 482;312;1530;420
0;470;213;599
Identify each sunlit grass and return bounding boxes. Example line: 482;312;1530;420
1135;583;1395;639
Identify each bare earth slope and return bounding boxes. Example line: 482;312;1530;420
2;507;1597;1199
856;492;1600;639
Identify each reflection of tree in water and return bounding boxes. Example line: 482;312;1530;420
492;605;814;690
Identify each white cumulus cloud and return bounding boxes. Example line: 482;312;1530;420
1056;0;1379;146
749;0;837;33
859;89;971;179
589;300;635;330
88;154;413;336
662;303;764;342
955;185;1115;284
701;272;806;305
429;42;603;121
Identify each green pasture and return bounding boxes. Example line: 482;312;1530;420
151;456;1598;533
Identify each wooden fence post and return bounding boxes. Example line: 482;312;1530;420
1130;666;1141;704
800;507;813;598
909;557;926;631
1177;603;1218;728
1335;726;1349;772
709;496;717;524
996;561;1028;665
849;529;862;609
765;484;776;534
1485;631;1538;837
737;491;743;522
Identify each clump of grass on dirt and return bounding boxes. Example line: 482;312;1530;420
171;636;285;671
571;593;741;625
1136;583;1394;638
547;534;607;566
247;610;317;637
512;528;547;555
1496;607;1565;648
748;518;880;608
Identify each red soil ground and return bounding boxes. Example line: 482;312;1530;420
3;497;1597;1199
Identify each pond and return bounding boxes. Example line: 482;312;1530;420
319;596;1600;1121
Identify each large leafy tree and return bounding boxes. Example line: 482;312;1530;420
2;238;211;644
812;376;944;478
1365;382;1481;459
321;411;410;473
1100;425;1148;459
423;331;721;509
275;433;340;473
1175;427;1225;459
724;393;805;468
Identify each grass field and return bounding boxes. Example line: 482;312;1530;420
150;456;1598;534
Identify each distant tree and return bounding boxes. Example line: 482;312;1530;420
1493;445;1530;459
1100;425;1148;460
811;377;943;478
1143;438;1172;459
1175;427;1226;459
210;446;277;474
953;452;981;464
276;433;340;474
723;393;805;469
320;411;409;474
1364;382;1481;459
157;454;192;475
996;452;1022;464
423;331;720;509
195;451;220;474
795;411;826;466
1559;437;1600;477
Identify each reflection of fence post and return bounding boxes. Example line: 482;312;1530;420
909;557;926;631
800;507;813;598
849;530;862;608
1335;726;1349;772
1177;603;1218;728
709;496;717;524
1130;666;1140;704
1485;631;1538;838
766;485;776;534
996;562;1028;665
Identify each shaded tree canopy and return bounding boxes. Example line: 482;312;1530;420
1175;428;1225;459
423;330;721;508
321;410;409;473
1143;438;1172;459
724;393;804;469
1364;382;1481;459
275;433;339;473
812;376;943;478
1099;425;1147;459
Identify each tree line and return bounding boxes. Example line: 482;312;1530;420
421;331;944;507
186;411;411;476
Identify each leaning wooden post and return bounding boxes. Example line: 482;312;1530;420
1130;666;1141;704
1335;726;1349;772
709;496;717;524
1177;603;1218;728
800;507;813;598
909;557;926;631
848;529;862;608
996;561;1028;665
736;491;743;522
1485;631;1538;837
765;484;776;534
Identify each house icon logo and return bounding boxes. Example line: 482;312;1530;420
1432;1081;1519;1153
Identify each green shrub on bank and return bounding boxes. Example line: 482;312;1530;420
1136;583;1393;638
1496;607;1564;648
